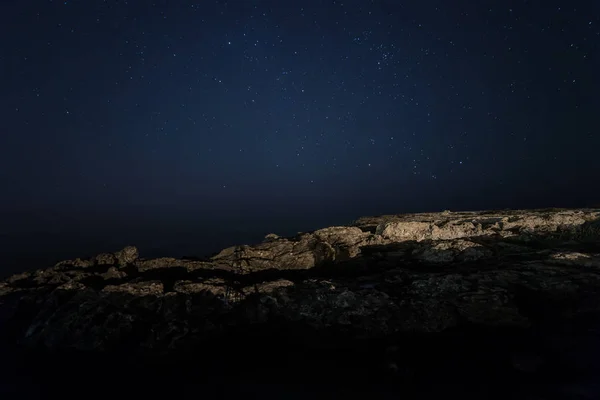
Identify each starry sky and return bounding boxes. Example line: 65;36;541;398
1;0;599;274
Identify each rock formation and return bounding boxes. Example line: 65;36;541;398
1;208;600;398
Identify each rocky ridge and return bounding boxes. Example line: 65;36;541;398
1;208;600;398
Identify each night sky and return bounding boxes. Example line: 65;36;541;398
1;0;599;275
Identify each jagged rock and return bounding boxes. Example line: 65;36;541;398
134;257;182;272
102;280;164;296
411;239;493;263
95;253;116;266
263;233;280;241
548;251;600;267
0;282;11;296
173;278;229;296
114;245;139;266
210;226;385;273
1;207;600;394
101;267;128;280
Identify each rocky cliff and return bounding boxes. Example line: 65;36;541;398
2;208;600;399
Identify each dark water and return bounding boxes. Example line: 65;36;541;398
0;229;250;278
0;211;361;278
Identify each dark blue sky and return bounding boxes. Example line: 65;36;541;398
1;0;599;273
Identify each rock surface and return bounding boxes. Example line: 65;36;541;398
2;208;600;398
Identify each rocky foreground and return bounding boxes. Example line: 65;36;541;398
2;208;600;399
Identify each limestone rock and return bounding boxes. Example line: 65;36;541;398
95;253;116;266
101;267;128;280
114;245;139;266
102;280;164;296
1;207;600;392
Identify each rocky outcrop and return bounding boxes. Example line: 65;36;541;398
1;208;600;398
